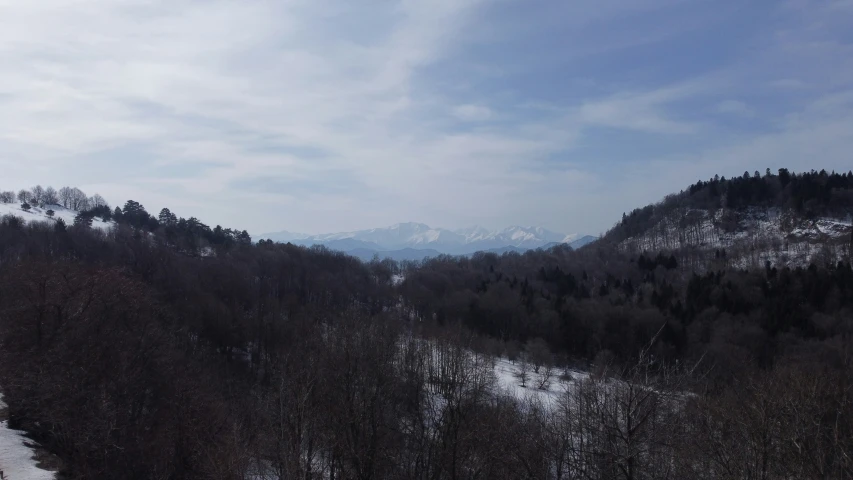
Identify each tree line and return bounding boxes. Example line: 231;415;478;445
0;184;108;211
0;169;850;478
612;168;853;244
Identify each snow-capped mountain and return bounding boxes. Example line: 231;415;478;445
453;225;492;243
258;230;310;243
260;223;586;256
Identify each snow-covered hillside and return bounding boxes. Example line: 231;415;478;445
0;202;113;231
0;393;57;480
493;357;590;405
261;222;582;254
619;207;852;268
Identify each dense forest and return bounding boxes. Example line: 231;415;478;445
0;172;851;479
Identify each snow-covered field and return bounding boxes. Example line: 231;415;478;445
0;394;56;480
493;357;590;406
0;202;113;231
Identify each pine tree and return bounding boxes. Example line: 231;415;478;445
123;200;144;216
74;212;93;228
159;208;176;226
122;200;149;228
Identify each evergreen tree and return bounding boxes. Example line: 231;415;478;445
74;212;93;228
159;208;177;226
779;168;791;186
122;200;150;228
122;200;144;216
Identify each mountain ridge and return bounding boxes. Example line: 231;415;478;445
260;223;584;255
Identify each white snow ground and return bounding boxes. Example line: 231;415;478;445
0;202;113;231
0;394;56;480
493;357;590;406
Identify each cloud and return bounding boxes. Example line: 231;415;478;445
576;84;705;134
715;100;755;117
770;78;807;90
0;0;850;237
452;104;493;121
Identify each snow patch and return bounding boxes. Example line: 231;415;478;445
0;394;57;480
619;207;852;268
493;357;590;407
0;202;113;231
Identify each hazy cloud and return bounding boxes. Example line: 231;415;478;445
715;100;755;117
452;104;493;121
0;0;851;236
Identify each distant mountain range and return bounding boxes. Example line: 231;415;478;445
259;223;597;261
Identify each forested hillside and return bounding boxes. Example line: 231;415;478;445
0;174;851;479
607;169;853;269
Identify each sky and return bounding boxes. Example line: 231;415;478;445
1;0;852;237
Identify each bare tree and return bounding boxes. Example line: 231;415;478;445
43;186;59;205
526;337;552;374
58;186;73;208
536;361;555;390
68;188;88;211
689;363;853;480
515;353;531;387
0;191;14;203
17;189;31;203
90;194;108;209
31;185;45;206
564;326;697;480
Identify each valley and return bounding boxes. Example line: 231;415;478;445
0;169;851;479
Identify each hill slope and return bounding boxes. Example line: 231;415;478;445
0;202;113;231
603;170;853;268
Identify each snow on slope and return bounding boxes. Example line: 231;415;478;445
0;394;56;480
493;357;590;406
619;207;852;268
453;225;492;243
0;202;113;231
